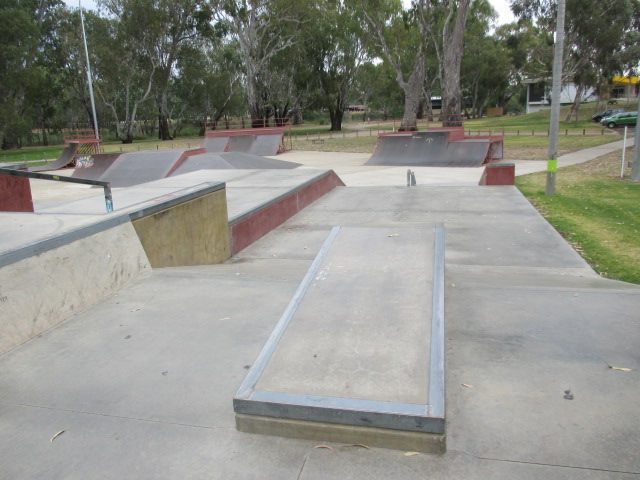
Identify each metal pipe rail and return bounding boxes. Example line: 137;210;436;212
0;168;113;213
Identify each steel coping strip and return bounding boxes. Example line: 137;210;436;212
0;215;130;268
234;226;446;435
486;163;515;168
0;182;225;268
125;182;225;220
234;226;341;399
227;170;335;226
234;392;444;434
428;226;445;418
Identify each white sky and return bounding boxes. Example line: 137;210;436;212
65;0;516;25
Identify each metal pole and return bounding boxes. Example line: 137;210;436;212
546;0;566;195
79;0;100;141
631;92;640;182
621;126;627;179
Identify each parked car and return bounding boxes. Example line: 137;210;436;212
601;111;637;128
592;108;625;122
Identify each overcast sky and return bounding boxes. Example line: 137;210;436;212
66;0;516;25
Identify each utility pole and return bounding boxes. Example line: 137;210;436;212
79;0;100;141
546;0;566;195
631;92;640;182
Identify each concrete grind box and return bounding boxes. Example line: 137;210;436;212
234;226;446;453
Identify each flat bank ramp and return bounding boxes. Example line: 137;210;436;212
72;153;121;181
98;149;203;187
366;129;498;167
170;153;300;177
248;133;283;156
202;135;230;153
203;128;285;156
30;142;80;172
234;225;445;453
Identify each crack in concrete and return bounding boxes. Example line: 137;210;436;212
0;399;234;431
451;449;640;475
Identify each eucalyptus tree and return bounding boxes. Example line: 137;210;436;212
355;61;404;120
431;0;472;126
174;41;244;135
493;20;553;107
357;0;473;129
460;0;512;117
87;13;156;143
357;0;429;130
302;0;368;131
0;0;61;149
100;0;213;140
211;0;306;127
510;0;639;121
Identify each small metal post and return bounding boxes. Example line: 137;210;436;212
621;126;628;179
104;185;113;212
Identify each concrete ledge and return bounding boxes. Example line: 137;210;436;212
0;181;228;354
229;170;344;254
236;414;446;454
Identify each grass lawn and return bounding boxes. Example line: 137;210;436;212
516;149;640;284
291;135;378;153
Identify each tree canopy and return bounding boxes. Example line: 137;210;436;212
1;0;638;148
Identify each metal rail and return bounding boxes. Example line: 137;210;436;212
0;168;113;213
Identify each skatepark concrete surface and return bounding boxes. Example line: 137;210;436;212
1;141;639;479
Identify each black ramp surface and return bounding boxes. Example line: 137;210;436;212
366;131;493;167
443;140;490;167
248;134;283;156
72;153;121;181
168;153;300;176
168;154;235;176
30;142;80;172
222;152;300;169
98;150;185;187
202;136;229;153
228;135;255;153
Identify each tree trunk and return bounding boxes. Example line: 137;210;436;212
158;106;172;141
293;97;303;125
2;134;21;150
441;0;471;127
41;121;48;147
416;97;425;120
400;81;423;131
329;108;344;131
565;83;585;122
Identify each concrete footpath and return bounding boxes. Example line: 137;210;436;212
1;143;639;479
